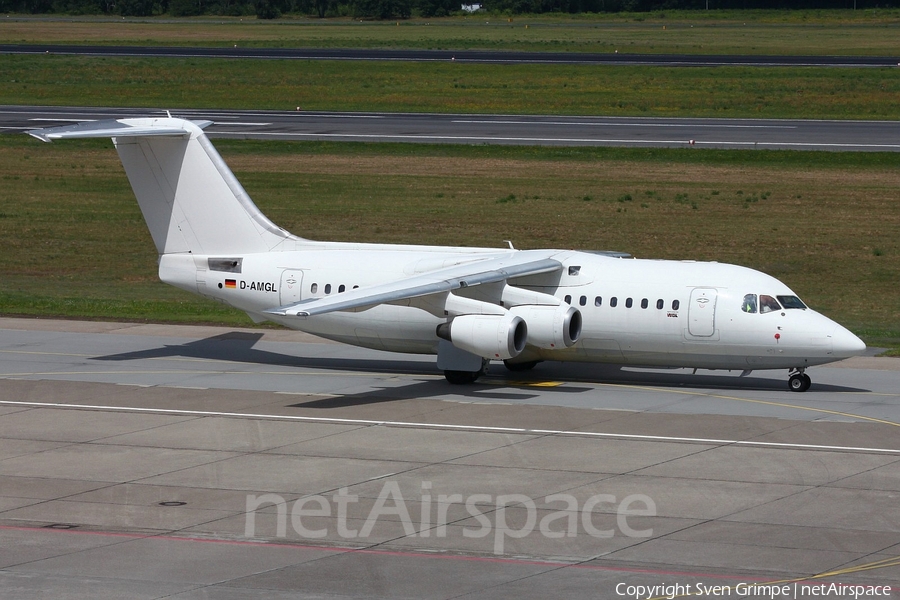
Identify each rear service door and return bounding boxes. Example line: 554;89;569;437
280;270;304;305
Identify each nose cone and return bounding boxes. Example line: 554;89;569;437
832;324;866;358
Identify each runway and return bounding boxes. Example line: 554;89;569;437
3;43;898;67
0;317;897;598
4;105;900;151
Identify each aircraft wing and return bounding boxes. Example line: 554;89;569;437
264;250;564;318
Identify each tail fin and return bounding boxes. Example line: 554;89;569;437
28;117;300;255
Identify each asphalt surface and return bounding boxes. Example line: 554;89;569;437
3;43;899;67
5;105;900;151
0;318;897;599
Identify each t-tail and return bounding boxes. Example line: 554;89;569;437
28;117;302;255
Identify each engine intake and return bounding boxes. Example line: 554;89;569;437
436;314;527;360
508;304;581;349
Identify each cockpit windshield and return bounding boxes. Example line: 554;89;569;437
741;294;758;313
777;295;807;310
743;294;807;313
759;295;781;313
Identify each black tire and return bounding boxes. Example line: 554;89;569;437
503;360;539;372
445;370;480;385
788;373;811;392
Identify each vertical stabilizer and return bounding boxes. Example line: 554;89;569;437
28;117;300;255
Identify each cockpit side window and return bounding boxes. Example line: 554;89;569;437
742;294;758;314
777;295;807;310
759;295;782;314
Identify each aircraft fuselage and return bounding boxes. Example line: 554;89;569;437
159;245;863;373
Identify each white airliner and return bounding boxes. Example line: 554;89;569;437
28;117;866;392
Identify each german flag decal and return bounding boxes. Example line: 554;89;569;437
225;279;237;289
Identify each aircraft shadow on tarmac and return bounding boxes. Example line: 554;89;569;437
93;331;437;375
92;331;869;401
292;380;579;408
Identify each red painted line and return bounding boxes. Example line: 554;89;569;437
1;523;894;589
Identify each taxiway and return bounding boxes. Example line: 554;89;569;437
0;317;897;598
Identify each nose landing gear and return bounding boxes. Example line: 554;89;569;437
788;369;811;392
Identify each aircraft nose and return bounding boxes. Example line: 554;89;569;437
831;324;866;358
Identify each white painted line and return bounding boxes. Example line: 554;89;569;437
206;131;690;144
693;140;900;149
293;114;387;119
211;122;271;126
207;131;900;149
0;399;897;455
452;120;798;129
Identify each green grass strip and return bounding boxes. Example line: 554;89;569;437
3;55;900;119
2;135;897;350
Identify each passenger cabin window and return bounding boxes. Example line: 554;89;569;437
656;299;664;310
625;298;633;308
610;297;618;308
742;294;758;314
324;284;332;295
778;295;807;310
760;295;781;313
579;296;587;306
641;298;648;309
672;299;680;310
310;283;318;294
594;296;602;307
565;295;572;304
568;266;581;276
338;284;346;293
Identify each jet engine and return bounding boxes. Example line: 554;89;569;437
436;314;527;360
508;304;582;349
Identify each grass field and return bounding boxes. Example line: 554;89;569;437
3;11;900;55
3;55;900;119
4;12;900;119
1;136;897;347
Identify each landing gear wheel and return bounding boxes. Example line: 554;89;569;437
444;359;488;385
445;370;481;385
788;372;811;392
503;360;539;372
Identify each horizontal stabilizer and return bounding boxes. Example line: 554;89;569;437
27;118;213;143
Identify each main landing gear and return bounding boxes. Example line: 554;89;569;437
444;359;489;385
445;359;542;384
788;368;812;393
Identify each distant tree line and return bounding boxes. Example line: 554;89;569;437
1;0;895;19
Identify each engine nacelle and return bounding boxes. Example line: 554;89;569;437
507;304;582;349
436;314;527;360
